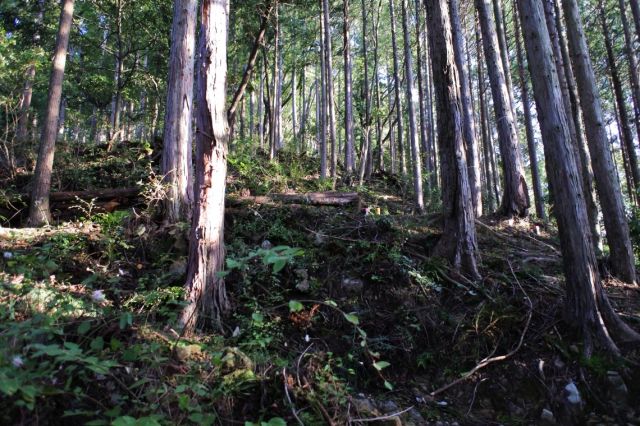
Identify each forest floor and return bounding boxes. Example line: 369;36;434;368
1;142;639;425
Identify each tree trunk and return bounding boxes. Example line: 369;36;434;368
319;6;328;179
161;0;197;224
401;0;424;211
517;0;640;356
542;0;600;249
513;2;545;220
450;0;482;217
358;0;372;184
630;0;640;43
426;0;480;279
618;0;640;142
343;0;355;174
322;0;338;178
562;0;636;284
476;0;529;217
28;0;75;227
492;0;515;112
602;10;640;200
389;0;406;176
181;0;231;334
414;0;430;191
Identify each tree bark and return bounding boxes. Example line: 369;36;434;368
426;0;480;279
181;0;231;333
343;0;355;174
476;0;529;217
517;0;640;356
450;0;482;217
358;0;372;184
513;2;545;220
562;0;636;284
28;0;75;227
319;6;328;179
389;0;406;176
400;0;424;211
602;9;640;201
161;0;197;225
322;0;338;178
617;0;640;142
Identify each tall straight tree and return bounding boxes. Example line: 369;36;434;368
343;0;355;174
426;0;480;279
161;0;198;224
28;0;75;226
562;0;636;284
601;7;640;200
617;0;640;140
450;0;482;217
517;0;640;355
476;0;529;217
358;0;372;184
319;4;328;179
414;0;430;186
512;2;545;220
389;0;406;176
401;0;424;211
181;0;231;333
322;0;338;177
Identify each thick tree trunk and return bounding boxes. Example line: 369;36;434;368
543;0;600;248
518;0;640;356
181;0;231;333
602;11;640;200
426;0;480;279
562;0;636;284
161;0;197;224
492;0;515;112
28;0;75;227
450;0;482;217
513;2;545;220
389;0;406;176
401;0;424;211
343;0;355;174
476;0;529;217
630;0;640;42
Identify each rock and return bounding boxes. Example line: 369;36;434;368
540;408;556;424
379;400;400;413
341;277;364;294
352;395;381;417
295;268;310;292
261;240;272;250
606;371;628;403
404;408;426;426
564;381;582;405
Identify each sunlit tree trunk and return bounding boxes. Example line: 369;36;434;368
426;0;480;279
322;0;338;177
518;0;640;356
389;0;406;176
319;6;328;179
401;0;424;211
450;0;482;217
358;0;372;184
29;0;75;227
343;0;355;174
181;0;231;334
162;0;197;224
476;0;529;217
562;0;636;284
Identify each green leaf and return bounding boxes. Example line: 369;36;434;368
384;380;394;390
324;300;338;307
77;321;91;335
373;361;390;371
252;312;264;324
271;258;287;274
288;300;304;312
90;337;104;352
265;418;287;426
343;313;359;325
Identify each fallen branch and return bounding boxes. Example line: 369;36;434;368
227;191;360;207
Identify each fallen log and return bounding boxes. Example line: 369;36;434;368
14;188;359;208
226;191;360;207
